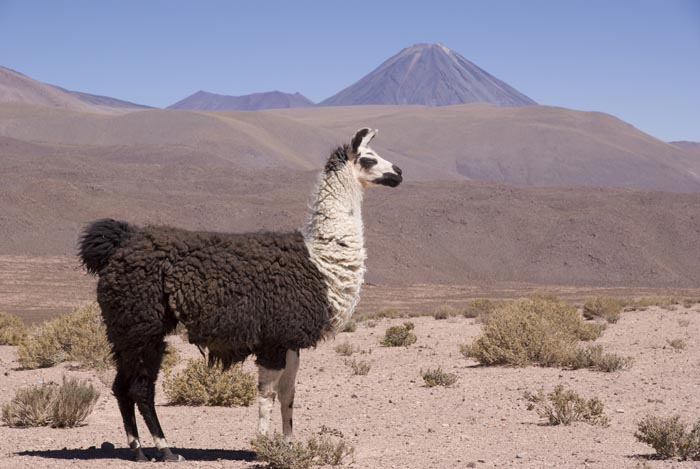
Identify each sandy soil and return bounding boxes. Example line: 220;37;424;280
1;304;699;468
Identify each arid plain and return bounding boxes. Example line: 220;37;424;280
1;98;700;468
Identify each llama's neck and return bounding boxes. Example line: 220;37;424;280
303;160;366;335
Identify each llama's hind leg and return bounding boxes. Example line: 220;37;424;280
255;347;287;435
113;367;148;462
130;341;184;462
278;349;300;440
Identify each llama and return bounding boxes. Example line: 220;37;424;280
78;128;402;462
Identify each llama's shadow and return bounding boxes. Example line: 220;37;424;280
17;446;256;462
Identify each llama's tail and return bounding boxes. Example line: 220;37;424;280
78;219;132;275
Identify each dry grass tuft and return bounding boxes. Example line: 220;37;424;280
667;338;687;351
341;320;357;333
525;385;609;426
355;307;403;322
164;358;256;407
432;305;457;320
251;431;354;469
462;299;497;321
381;322;417;347
583;297;624;323
421;367;458;387
463;298;603;367
570;345;632;372
160;342;181;372
333;341;357;356
2;376;99;428
635;415;700;460
347;359;371;376
0;312;27;345
17;304;112;370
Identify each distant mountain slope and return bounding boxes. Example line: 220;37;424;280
671;141;700;157
321;43;536;107
0;66;151;112
1;102;699;192
168;90;315;110
2;134;700;288
51;86;153;109
0;66;98;112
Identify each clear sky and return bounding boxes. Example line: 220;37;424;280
1;0;698;141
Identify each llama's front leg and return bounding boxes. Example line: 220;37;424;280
278;350;300;440
257;366;283;435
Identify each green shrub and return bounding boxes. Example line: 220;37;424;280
0;312;27;345
525;385;608;426
421;368;458;387
251;431;354;469
381;322;417;347
583;297;623;323
2;376;99;428
17;304;112;370
635;415;700;460
462;299;496;321
464;298;602;367
164;358;256;406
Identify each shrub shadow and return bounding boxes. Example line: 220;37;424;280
17;446;256;462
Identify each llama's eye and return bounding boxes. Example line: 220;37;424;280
359;157;377;169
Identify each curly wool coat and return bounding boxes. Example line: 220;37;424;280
80;220;333;370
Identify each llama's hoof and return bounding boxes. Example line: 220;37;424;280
133;448;148;462
160;448;185;462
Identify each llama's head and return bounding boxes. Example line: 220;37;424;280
349;128;403;188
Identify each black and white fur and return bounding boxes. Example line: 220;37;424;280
78;128;401;462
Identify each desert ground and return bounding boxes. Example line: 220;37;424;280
1;298;699;468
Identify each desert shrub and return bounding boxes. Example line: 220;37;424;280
163;358;256;406
464;298;602;367
626;296;681;311
160;343;180;372
462;299;496;321
635;415;700;460
341;320;357;333
667;338;687;350
251;431;354;469
381;322;416;347
347;359;370;376
0;312;27;345
355;307;403;322
432;305;456;320
2;376;99;428
583;297;623;323
50;376;101;428
570;345;632;372
334;341;357;356
678;319;690;327
525;385;608;426
17;304;112;370
421;367;458;387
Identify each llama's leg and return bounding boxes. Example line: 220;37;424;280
278;349;300;440
113;366;148;462
257;366;284;435
130;340;184;462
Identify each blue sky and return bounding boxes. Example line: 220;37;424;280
1;0;698;141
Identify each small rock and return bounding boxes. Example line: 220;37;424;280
478;459;486;463
516;452;526;459
615;408;625;413
101;441;115;452
442;423;450;427
467;463;477;468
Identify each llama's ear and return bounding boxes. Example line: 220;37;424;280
351;127;378;154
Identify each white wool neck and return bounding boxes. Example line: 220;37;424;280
303;161;366;335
